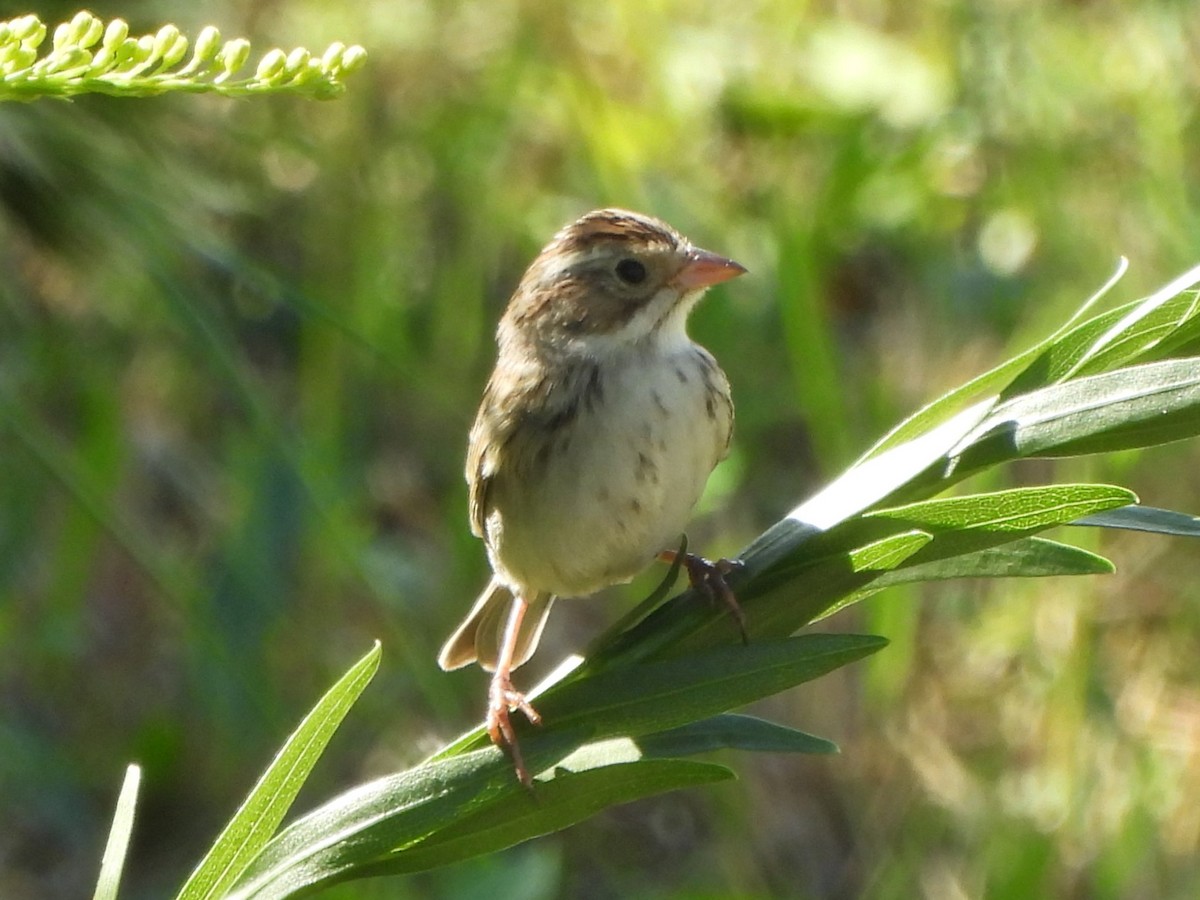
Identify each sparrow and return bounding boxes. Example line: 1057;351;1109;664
438;208;745;784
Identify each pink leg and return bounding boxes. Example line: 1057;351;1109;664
486;593;543;786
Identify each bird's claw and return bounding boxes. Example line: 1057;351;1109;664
659;549;748;643
487;673;542;787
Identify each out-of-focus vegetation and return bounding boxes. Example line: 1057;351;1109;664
2;0;1199;897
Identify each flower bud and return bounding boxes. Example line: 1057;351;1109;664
8;45;37;71
284;46;310;77
220;38;251;77
321;41;345;71
73;11;102;48
192;26;221;66
152;25;180;62
102;19;128;51
111;36;139;69
52;47;92;73
52;22;73;54
339;45;367;74
12;15;47;47
254;47;286;82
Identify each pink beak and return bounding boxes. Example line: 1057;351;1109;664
672;248;747;290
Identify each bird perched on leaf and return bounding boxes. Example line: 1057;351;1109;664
439;208;746;784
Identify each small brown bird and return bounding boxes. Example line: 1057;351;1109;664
438;208;745;783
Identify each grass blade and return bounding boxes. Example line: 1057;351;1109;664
92;764;142;900
176;642;382;900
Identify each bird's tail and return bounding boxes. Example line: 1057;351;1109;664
437;577;556;673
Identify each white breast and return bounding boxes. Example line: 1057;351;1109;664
486;340;731;598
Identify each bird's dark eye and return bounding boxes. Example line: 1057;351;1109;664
615;258;647;285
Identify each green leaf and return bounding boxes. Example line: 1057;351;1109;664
1003;268;1200;397
776;399;997;541
770;484;1129;584
867;484;1136;533
859;258;1131;461
846;529;932;572
951;357;1200;467
1073;504;1200;537
637;714;838;757
864;485;1133;571
597;534;687;642
817;537;1115;619
230;635;881;896
176;642;381;900
229;741;574;900
639;487;1129;652
236;754;730;896
92;764;142;900
875;536;1114;582
361;759;733;879
1068;267;1200;377
228;733;720;896
535;634;887;741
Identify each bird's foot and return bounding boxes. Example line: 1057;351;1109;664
658;549;748;643
487;670;542;787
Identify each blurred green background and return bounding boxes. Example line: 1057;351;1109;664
3;0;1200;897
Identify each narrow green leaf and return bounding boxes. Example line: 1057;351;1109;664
781;398;996;537
1068;264;1200;377
637;714;838;757
733;487;1128;633
1002;288;1200;398
230;736;720;897
92;764;141;900
877;536;1114;581
847;530;932;572
1070;289;1200;380
537;634;887;740
867;484;1136;533
357;760;732;879
861;485;1133;573
816;537;1115;620
859;257;1129;460
597;534;687;642
229;743;573;900
761;483;1126;581
594;548;886;668
1073;504;1200;537
177;642;381;900
951;357;1200;467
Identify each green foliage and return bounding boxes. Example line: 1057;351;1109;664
228;635;881;898
0;11;365;101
